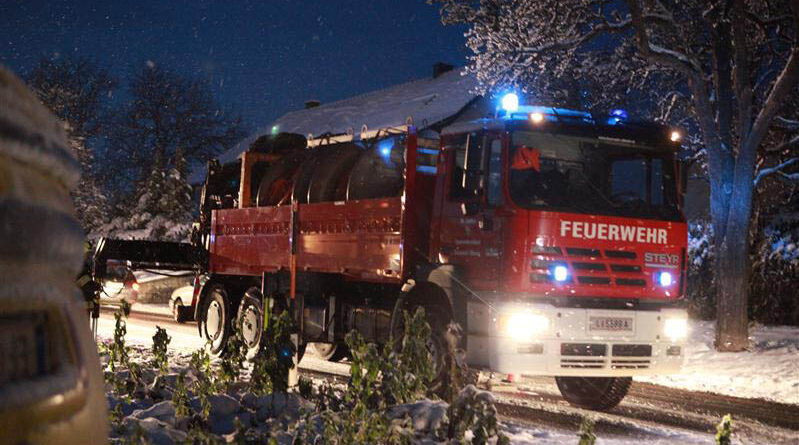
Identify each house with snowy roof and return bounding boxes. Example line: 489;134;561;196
189;64;483;185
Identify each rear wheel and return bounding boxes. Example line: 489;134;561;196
237;289;264;360
236;290;307;362
311;342;349;362
201;285;231;355
555;376;632;411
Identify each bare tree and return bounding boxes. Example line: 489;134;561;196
108;62;246;221
432;0;799;351
25;56;116;230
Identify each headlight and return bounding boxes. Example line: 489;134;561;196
657;271;674;287
663;317;688;341
502;312;550;341
552;265;569;282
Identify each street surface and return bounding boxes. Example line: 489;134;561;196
97;307;799;444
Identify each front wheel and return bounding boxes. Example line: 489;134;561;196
201;285;231;355
555;376;632;411
311;342;349;362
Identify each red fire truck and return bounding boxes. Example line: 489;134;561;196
96;94;689;410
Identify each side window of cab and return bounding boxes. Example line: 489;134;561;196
448;132;484;200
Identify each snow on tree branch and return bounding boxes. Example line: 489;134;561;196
754;157;799;186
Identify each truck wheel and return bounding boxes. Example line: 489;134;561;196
555;376;632;411
393;304;453;397
237;288;264;361
311;342;349;362
201;285;231;355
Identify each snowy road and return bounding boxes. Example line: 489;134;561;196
97;307;799;444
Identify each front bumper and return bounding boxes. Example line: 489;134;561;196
467;301;687;377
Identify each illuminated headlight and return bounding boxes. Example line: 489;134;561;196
552;265;569;282
530;112;544;123
657;271;674;287
670;130;681;142
663;318;688;341
502;312;550;341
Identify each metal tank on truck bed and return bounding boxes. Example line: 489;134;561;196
192;94;689;410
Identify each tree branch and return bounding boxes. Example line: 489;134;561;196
754;157;799;185
744;47;799;154
626;0;701;75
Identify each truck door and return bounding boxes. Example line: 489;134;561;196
437;132;504;291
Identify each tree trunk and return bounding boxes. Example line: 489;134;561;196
714;171;754;351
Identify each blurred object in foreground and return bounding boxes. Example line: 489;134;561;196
0;65;108;444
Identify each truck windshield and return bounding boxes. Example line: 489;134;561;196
509;131;680;221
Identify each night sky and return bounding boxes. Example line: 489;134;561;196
1;0;468;132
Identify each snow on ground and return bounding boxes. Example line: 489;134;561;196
639;320;799;405
503;422;714;444
111;305;799;405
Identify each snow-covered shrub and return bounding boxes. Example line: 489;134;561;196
446;385;509;445
715;414;733;445
250;310;298;395
685;222;716;320
750;221;799;324
151;326;171;373
577;417;596;445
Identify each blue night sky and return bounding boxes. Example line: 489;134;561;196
1;0;468;132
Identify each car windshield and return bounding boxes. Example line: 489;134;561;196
509;131;680;221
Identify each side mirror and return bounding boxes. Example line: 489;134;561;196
461;201;480;216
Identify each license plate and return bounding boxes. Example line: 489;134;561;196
589;316;633;332
0;316;47;386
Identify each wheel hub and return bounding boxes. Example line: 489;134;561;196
206;300;222;339
241;307;260;346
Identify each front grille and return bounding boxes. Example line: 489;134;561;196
577;276;611;285
531;259;555;269
532;245;562;255
573;262;606;271
612;344;652;357
561;343;607;356
616;278;646;286
605;250;637;259
561;358;605;369
611;359;651;369
610;264;641;272
566;247;601;257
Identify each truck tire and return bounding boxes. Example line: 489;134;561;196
555;376;632;411
201;284;232;355
237;288;264;360
393;303;453;397
237;290;308;362
311;342;349;362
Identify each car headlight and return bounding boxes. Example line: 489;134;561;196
663;317;688;341
502;312;550;341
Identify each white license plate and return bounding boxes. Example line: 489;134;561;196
0;317;45;386
589;316;634;332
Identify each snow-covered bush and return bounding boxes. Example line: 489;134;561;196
750;220;799;324
101;306;511;444
685;218;799;325
685;222;716;320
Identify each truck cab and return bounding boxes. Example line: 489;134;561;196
429;100;688;409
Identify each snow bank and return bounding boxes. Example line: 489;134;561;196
639;320;799;405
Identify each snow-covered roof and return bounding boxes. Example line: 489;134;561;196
190;69;478;184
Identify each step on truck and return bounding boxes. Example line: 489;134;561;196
95;95;689;410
